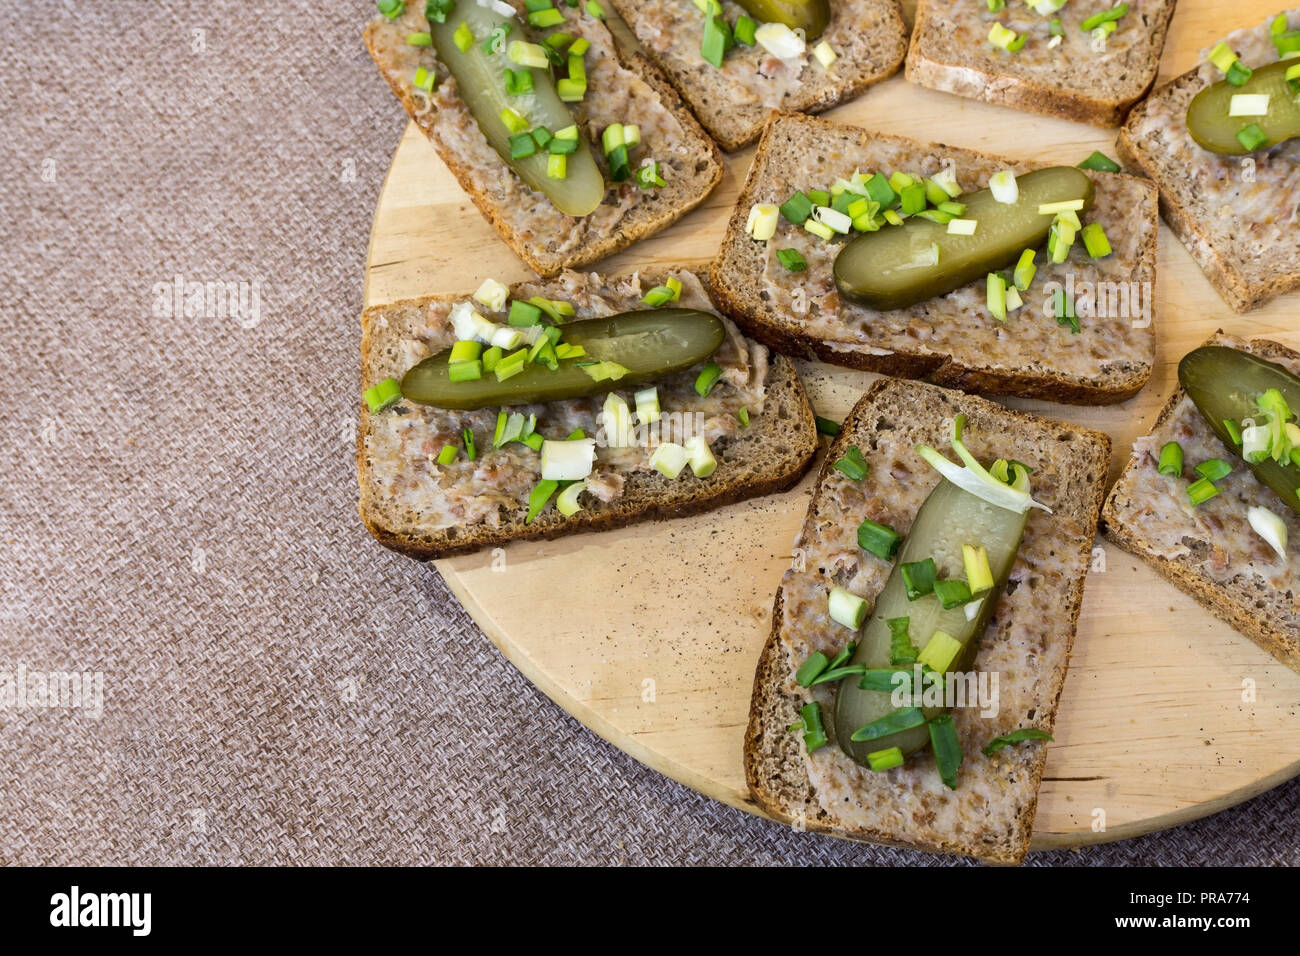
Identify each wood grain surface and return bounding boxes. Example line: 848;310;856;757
363;0;1300;849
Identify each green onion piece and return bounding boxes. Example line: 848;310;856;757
450;339;483;362
556;77;586;102
858;669;913;693
1223;418;1243;445
522;432;544;451
425;0;454;22
1226;60;1254;86
863;172;897;207
807;188;831;207
448;360;482;383
1187;476;1219;506
1237;123;1268;151
1049;16;1064;36
377;0;405;18
798;702;828;753
779;191;814;224
986;0;1005;10
886;616;917;666
899;182;927;216
634;161;666;190
362;377;402;413
850;706;925;743
734;14;757;45
1273;12;1289;35
701;14;732;67
508;132;537;159
1081;222;1112;258
901;558;937;600
933;578;974;609
1013;248;1037;291
508;300;542;326
1195;458;1233;482
586;0;605;18
453;20;475;51
1080;2;1128;32
928;714;962;790
492;410;508;447
1078;150;1120;172
1275;29;1300;58
524;0;551;10
641;285;677;308
982;727;1053;756
795;651;831;687
858;518;901;561
526;479;558;523
834;445;869;481
738;407;750;428
463;426;477;461
546;153;567;179
775;248;807;272
1157;441;1183;477
528;7;565;27
987;272;1008;322
1208;41;1237;73
407;31;433;46
694;362;723;397
504;68;534;95
544;30;574;50
1054;288;1079;333
865;746;905;772
569;36;590;55
815;416;840;437
413;67;435;93
436;444;457;466
808;664;868;686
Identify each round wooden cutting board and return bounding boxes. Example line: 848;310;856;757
364;0;1300;849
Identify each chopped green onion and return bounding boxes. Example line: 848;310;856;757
1195;458;1233;482
436;444;457;466
928;714;962;790
694;362;723;397
987;272;1008;322
503;68;534;96
1226;61;1253;87
1080;3;1128;32
526;479;558;523
986;0;1005;10
1081;222;1112;258
1157;441;1183;477
1236;124;1268;151
462;426;477;461
481;346;503;372
425;0;454;21
1187;476;1219;506
448;359;482;382
701;14;733;67
546;152;567;179
508;132;537;159
585;0;605;18
795;651;831;687
815;416;840;437
1049;16;1064;36
850;706;925;743
1054;288;1079;333
808;664;868;686
634;161;666;190
569;36;590;55
901;558;937;600
377;0;405;18
1223;418;1243;445
916;629;962;672
887;616;918;666
899;182;927;216
798;702;828;753
738;407;750;428
642;285;678;307
933;579;974;610
528;7;565;27
779;191;814;224
1208;41;1238;74
865;746;905;771
522;432;544;451
834;445;869;481
407;31;433;46
734;14;757;45
453;20;474;51
857;669;913;693
500;107;529;133
807;188;831;207
362;377;402;413
829;586;869;630
863;172;897;207
858;518;901;561
982;727;1052;756
963;544;994;594
413;67;435;93
556;77;586;102
1013;248;1037;291
775;248;807;272
1078;150;1120;172
508;300;542;326
507;40;550;69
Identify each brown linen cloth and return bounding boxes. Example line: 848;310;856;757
0;0;1294;865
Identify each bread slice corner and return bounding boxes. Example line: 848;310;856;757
1102;332;1300;673
905;0;1177;127
745;377;1110;863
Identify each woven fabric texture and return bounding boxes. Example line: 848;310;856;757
0;0;1295;866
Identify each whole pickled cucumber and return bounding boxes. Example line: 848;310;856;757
430;3;604;216
1186;60;1300;155
833;478;1028;765
402;308;725;409
833;167;1095;312
735;0;831;39
1179;345;1300;513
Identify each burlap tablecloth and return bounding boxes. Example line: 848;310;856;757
1;0;1294;865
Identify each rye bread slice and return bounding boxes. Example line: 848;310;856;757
710;112;1158;405
1117;10;1300;313
1102;333;1300;673
358;268;819;560
906;0;1177;128
607;0;908;152
364;4;723;278
745;377;1110;863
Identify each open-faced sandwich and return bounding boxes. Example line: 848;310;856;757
745;377;1111;863
365;1;724;277
711;112;1158;404
609;0;908;151
907;0;1178;127
1104;333;1300;673
358;268;819;558
1120;9;1300;312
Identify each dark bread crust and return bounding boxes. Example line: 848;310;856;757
744;377;1111;863
608;0;908;152
357;271;820;561
363;20;724;278
1102;333;1300;672
905;0;1177;128
710;112;1157;405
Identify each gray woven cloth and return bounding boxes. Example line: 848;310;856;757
1;0;1295;866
